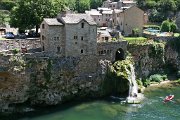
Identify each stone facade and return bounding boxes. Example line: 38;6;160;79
40;14;97;57
123;6;144;36
102;0;136;9
86;5;144;36
97;41;128;61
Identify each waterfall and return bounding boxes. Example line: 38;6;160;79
126;64;138;97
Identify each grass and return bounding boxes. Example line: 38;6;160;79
143;24;160;29
123;37;148;44
0;37;7;40
174;33;180;37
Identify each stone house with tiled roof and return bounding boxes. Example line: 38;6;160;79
40;13;97;57
86;6;144;36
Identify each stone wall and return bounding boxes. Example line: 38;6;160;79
0;53;112;112
128;42;180;78
128;43;165;77
97;41;128;61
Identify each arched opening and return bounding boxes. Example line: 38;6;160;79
115;48;125;61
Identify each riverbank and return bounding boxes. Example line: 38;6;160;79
148;80;180;88
1;80;179;120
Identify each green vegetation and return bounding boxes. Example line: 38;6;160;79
173;33;180;37
12;48;20;54
161;19;177;32
141;74;167;87
143;25;160;30
148;42;165;59
0;0;16;11
9;0;103;33
43;60;52;82
149;74;167;83
102;60;133;95
136;0;180;22
132;28;140;37
0;10;10;25
124;37;148;44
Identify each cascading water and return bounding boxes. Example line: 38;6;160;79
126;64;143;103
127;64;138;97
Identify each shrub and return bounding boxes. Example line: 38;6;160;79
170;22;177;33
12;48;20;54
177;71;180;78
132;28;140;37
149;74;167;83
137;79;143;87
142;79;150;87
0;1;16;11
161;20;170;32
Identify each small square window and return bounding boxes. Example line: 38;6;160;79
42;24;45;29
81;49;84;53
57;37;59;40
81;23;84;28
74;36;78;39
42;35;45;40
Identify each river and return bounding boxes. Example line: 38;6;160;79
2;82;180;120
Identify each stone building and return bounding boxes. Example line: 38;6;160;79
122;6;144;36
102;0;136;9
40;13;97;57
86;6;144;36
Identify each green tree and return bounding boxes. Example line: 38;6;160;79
90;0;103;9
170;22;177;32
132;28;140;37
10;0;57;34
159;0;177;12
161;20;171;32
75;0;90;13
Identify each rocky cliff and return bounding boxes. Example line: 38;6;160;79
0;40;180;112
128;41;180;78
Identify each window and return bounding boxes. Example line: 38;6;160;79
57;37;59;40
81;49;84;53
99;19;100;21
75;42;77;44
57;46;60;53
74;36;78;39
42;24;45;29
81;36;83;41
81;23;84;28
42;42;45;51
105;37;108;41
42;35;45;40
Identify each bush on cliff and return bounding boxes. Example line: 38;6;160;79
102;60;132;95
149;74;167;83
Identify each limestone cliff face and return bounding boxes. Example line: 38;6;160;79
0;54;112;112
0;55;30;111
128;42;180;78
0;41;179;112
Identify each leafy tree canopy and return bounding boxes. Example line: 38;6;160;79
10;0;57;33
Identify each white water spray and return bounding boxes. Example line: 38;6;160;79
126;64;141;103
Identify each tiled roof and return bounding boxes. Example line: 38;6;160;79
85;10;102;16
122;1;136;4
44;18;62;26
60;14;96;25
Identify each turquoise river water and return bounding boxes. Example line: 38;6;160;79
2;83;180;120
